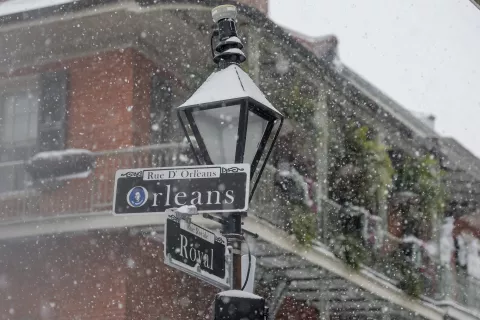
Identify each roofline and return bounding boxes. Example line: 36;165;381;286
270;19;336;43
339;64;439;138
468;0;480;10
0;0;328;71
441;137;480;170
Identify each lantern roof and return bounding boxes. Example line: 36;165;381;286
178;64;282;117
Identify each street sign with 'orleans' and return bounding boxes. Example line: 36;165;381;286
164;215;229;289
112;164;250;215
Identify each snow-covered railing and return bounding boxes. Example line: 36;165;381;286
0;142;188;223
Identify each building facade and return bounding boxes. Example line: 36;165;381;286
0;1;479;320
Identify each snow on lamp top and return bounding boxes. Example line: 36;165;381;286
178;64;281;117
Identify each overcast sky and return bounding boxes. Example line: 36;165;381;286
270;0;480;157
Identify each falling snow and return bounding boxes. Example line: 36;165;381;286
0;1;478;320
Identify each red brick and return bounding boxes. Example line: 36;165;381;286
0;231;220;320
0;232;129;320
0;46;311;320
276;297;319;320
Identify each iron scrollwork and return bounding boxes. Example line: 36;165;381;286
120;171;143;178
220;166;245;174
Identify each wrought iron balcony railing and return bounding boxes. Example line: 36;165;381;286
0;143;479;313
0;143;188;223
249;164;480;313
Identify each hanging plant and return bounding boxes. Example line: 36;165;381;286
417;156;447;218
333;233;367;270
263;75;316;123
291;204;317;246
328;124;392;270
282;83;316;121
278;167;317;246
394;155;447;225
330;124;394;214
397;261;424;298
389;244;424;298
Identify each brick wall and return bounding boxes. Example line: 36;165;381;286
0;48;159;221
0;232;129;320
0;46;317;320
66;48;155;151
67;49;136;151
39;49;153;218
132;51;156;147
0;230;316;320
14;48;157;152
0;231;219;320
276;297;319;320
125;234;219;320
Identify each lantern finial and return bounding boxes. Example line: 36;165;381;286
211;5;246;68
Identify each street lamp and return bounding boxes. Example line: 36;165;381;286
176;5;283;297
177;5;283;200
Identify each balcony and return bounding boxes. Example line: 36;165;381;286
0;143;479;315
249;160;480;314
0;143;187;223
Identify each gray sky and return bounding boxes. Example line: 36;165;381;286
270;0;480;157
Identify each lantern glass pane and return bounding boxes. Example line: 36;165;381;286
191;105;240;164
244;111;268;165
178;110;205;165
250;118;282;198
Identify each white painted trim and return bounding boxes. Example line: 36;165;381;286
0;0;77;18
445;306;480;320
0;211;220;240
432;299;480;320
0;2;210;33
242;216;447;320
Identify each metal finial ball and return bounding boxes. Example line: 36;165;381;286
212;5;237;23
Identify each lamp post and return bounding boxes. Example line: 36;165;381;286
177;5;283;291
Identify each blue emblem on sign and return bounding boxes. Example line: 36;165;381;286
127;186;148;208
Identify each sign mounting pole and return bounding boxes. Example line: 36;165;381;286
224;213;244;289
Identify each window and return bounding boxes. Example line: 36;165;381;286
0;71;69;193
0;71;68;193
0;78;40;193
2;90;39;146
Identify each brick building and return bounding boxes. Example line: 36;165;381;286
0;1;319;319
0;1;480;320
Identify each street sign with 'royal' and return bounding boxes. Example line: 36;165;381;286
112;164;250;215
164;215;229;289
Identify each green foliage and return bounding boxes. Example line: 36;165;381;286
333;234;367;270
331;124;394;213
271;81;316;122
290;204;317;246
388;246;424;298
397;260;424;298
395;155;447;220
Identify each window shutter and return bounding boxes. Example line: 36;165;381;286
150;74;172;144
38;70;68;152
